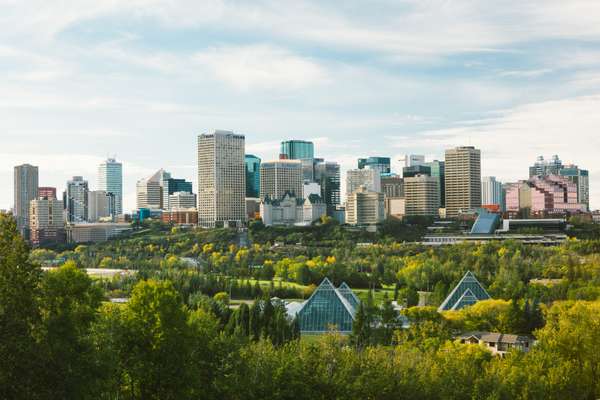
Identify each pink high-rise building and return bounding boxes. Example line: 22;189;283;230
505;175;585;215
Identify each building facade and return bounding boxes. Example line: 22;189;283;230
314;160;341;216
445;146;481;218
279;140;314;160
162;177;193;210
136;171;163;210
38;187;57;200
14;164;39;233
98;158;123;216
197;130;246;228
65;176;89;223
29;197;64;246
259;160;303;201
168;191;197;210
346;168;381;196
345;186;385;225
404;175;441;217
358;156;391;175
87;190;115;222
505;175;586;216
481;176;504;210
245;154;261;198
260;192;326;226
559;165;589;210
423;160;445;207
381;175;404;198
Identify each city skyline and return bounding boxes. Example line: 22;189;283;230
2;1;600;210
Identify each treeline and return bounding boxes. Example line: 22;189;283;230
3;214;600;399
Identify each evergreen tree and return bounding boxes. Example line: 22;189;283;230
350;302;372;349
0;214;43;399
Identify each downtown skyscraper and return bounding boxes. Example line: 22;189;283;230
98;158;123;215
14;164;38;233
445;146;481;218
197;130;246;228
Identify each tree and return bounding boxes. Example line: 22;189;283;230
350;302;372;348
116;280;196;400
38;261;105;398
0;214;43;399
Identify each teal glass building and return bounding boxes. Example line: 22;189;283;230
245;154;261;198
280;140;314;160
358;156;391;174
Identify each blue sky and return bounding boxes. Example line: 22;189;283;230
2;0;600;210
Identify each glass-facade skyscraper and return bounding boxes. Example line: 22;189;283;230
14;164;39;233
245;154;261;198
280;140;314;160
98;158;123;215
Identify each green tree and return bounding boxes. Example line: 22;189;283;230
0;214;43;399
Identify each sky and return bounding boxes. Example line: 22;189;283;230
2;0;600;211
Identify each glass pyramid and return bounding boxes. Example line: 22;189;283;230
296;278;358;333
438;271;491;311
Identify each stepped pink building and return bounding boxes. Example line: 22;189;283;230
506;175;586;215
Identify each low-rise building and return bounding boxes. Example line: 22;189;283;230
67;223;131;243
168;191;196;210
161;209;198;225
458;332;534;356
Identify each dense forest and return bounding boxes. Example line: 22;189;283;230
2;214;600;399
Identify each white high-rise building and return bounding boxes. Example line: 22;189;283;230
65;176;89;223
345;186;385;226
98;158;123;216
136;170;164;210
169;192;197;210
259;160;303;201
14;164;38;232
29;197;64;245
197;130;246;228
346;169;381;196
481;176;504;209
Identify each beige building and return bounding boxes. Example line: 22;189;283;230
197;130;246;228
14;164;39;233
88;190;115;222
259;160;303;201
405;175;441;217
67;223;132;243
168;191;197;210
445;146;481;218
346;169;381;196
345;186;385;225
385;197;406;219
29;198;64;245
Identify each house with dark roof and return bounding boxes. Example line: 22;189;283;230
458;331;535;356
438;271;491;311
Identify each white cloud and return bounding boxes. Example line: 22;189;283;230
192;45;327;90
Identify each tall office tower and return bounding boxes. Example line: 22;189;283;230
88;190;115;222
404;175;441;217
357;157;391;175
481;176;504;208
529;155;563;178
169;192;197;210
559;165;589;210
314;160;341;216
445;146;481;218
345;186;385;225
136;170;163;210
423;160;445;207
162;176;193;210
38;187;57;200
245;154;261;198
197;130;246;228
29;197;64;246
65;176;89;223
381;175;404;198
404;154;425;167
259;160;303;200
279;140;314;160
98;158;123;215
14;164;39;232
346;168;381;196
